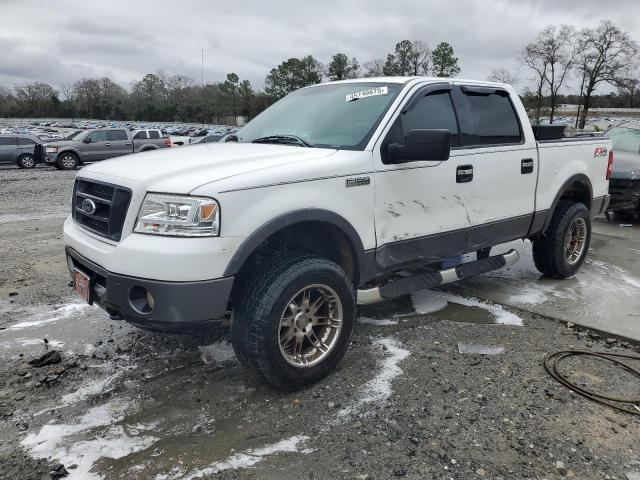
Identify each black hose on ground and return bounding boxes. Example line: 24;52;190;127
543;350;640;415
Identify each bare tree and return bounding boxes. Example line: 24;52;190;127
539;25;577;123
613;66;639;108
575;20;639;128
487;67;519;85
520;42;549;124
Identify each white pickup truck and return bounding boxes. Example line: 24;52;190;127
64;77;612;389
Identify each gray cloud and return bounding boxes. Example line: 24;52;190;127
0;0;638;93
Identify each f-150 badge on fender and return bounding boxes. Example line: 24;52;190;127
345;176;371;187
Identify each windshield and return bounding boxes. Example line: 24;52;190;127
607;126;640;155
237;82;402;149
65;130;82;140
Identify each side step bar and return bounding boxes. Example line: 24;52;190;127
357;249;519;305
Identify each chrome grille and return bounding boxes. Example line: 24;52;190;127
73;179;131;241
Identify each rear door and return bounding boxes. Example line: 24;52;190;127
106;130;131;158
0;136;18;164
449;84;537;247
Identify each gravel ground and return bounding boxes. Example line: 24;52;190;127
0;165;639;480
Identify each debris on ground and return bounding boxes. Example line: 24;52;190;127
457;343;505;355
28;350;62;367
50;463;69;479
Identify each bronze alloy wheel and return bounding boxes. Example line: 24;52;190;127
278;284;343;368
565;217;587;265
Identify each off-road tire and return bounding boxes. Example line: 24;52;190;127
532;201;591;279
231;254;355;390
17;154;36;169
58;152;78;170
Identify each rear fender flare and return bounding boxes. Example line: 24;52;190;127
542;174;593;232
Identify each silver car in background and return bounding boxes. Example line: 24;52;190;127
0;134;44;168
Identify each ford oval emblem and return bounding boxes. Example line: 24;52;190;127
81;198;96;215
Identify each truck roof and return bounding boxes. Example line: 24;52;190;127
310;76;510;88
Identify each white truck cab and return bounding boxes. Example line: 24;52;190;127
64;77;611;389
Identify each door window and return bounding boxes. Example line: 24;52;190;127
464;91;522;145
86;131;107;143
107;130;128;141
382;91;460;164
0;137;17;146
18;137;36;145
148;131;160;139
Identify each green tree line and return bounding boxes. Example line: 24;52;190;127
0;39;461;123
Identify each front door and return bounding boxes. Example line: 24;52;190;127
83;130;109;161
373;82;475;271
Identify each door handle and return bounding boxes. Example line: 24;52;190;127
521;158;534;174
125;142;131;146
105;142;111;147
456;164;473;183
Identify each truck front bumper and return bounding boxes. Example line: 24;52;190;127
66;247;234;331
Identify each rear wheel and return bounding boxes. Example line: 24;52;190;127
58;152;78;170
17;154;35;169
532;201;591;279
231;254;355;390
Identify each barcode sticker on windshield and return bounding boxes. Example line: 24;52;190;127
346;86;388;102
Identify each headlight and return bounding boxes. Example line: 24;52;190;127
134;194;220;237
46;147;58;153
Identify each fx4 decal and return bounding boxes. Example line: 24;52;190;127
594;147;608;157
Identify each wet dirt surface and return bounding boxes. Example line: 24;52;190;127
1;166;640;480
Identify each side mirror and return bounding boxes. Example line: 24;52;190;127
388;129;451;163
83;137;92;144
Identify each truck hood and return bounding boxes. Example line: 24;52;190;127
45;140;77;148
611;150;640;180
80;143;338;193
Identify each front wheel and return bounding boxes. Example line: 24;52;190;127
532;201;591;279
57;152;78;170
231;254;355;390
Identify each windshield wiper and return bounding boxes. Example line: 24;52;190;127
251;135;315;147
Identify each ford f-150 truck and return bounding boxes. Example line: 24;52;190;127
63;77;612;389
45;128;171;170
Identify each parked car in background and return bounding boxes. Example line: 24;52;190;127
0;134;44;168
604;121;640;214
45;128;171;169
132;129;167;143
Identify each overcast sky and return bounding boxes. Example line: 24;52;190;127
0;0;638;94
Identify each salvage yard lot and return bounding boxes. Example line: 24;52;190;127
1;167;639;479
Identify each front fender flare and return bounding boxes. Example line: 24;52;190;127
223;209;371;285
